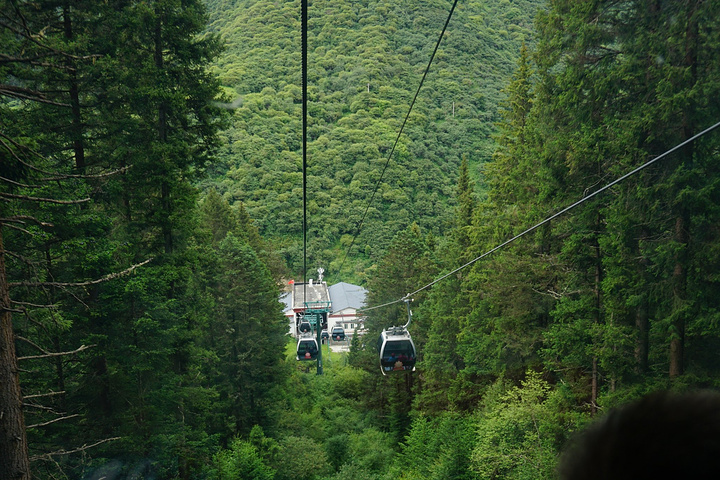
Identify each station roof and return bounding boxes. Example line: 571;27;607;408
328;282;367;313
292;281;331;310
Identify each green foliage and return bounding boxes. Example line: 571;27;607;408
211;437;275;480
395;412;475;480
323;463;385;480
346;428;395;474
201;0;544;281
471;372;579;480
274;435;333;480
9;1;720;479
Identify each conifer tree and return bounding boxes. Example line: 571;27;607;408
533;0;720;404
1;0;228;477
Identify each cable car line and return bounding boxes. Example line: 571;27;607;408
359;118;720;313
337;0;460;274
301;0;308;298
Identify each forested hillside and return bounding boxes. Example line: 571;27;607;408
200;0;542;282
3;1;720;480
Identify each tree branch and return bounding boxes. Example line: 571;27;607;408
0;84;72;107
29;437;122;462
18;344;94;361
39;165;130;181
0;53;76;70
0;175;43;189
1;306;24;313
0;222;34;235
0;18;102;62
23;391;65;400
0;133;130;180
11;300;59;309
15;335;51;355
23;403;61;413
0;191;91;204
0;215;54;228
10;258;153;288
3;249;45;268
26;413;80;430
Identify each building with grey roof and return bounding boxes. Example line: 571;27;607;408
282;280;368;337
327;282;367;334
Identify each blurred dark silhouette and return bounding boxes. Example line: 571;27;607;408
559;391;720;480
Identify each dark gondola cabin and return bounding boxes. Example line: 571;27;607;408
378;327;416;374
298;320;311;334
296;335;319;361
331;326;345;341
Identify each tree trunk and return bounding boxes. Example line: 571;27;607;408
635;228;650;374
154;11;173;254
0;228;31;480
635;297;649;374
669;216;687;378
591;215;602;413
669;2;698;379
63;3;85;171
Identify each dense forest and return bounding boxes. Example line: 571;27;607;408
200;0;543;282
2;0;720;479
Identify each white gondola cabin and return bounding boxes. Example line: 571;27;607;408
296;334;319;361
378;326;416;374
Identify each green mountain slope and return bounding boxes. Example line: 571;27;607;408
202;0;544;283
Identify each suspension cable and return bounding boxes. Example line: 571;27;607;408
302;0;307;297
337;0;460;274
359;119;720;312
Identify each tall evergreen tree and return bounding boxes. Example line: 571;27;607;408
416;158;476;412
533;0;720;405
1;0;229;477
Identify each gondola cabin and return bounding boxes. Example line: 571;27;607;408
331;326;345;341
378;327;416;374
296;334;319;361
298;320;312;334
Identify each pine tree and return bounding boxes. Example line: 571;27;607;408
2;0;229;477
532;0;720;405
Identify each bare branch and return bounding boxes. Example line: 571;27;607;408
11;300;59;309
10;258;153;288
0;216;54;228
1;306;24;313
39;165;131;181
23;403;61;413
0;133;55;174
0;53;76;70
3;250;44;268
0;175;42;189
65;289;90;310
15;335;51;355
23;391;65;400
29;437;122;462
530;286;582;299
1;222;34;235
26;414;80;430
18;344;94;361
0;84;72;107
0;191;91;204
18;309;47;331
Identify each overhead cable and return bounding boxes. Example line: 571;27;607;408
302;0;308;296
337;0;460;274
359;119;720;312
